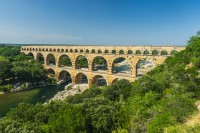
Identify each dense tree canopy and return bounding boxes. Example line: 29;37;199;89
0;45;50;92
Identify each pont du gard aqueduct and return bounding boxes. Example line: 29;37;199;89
21;45;185;87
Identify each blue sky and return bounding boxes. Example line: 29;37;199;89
0;0;200;45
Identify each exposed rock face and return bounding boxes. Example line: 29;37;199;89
49;83;88;102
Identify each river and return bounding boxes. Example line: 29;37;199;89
0;61;148;118
0;84;66;117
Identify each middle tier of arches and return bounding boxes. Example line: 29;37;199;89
28;51;167;78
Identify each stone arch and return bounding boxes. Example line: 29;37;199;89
152;50;158;55
112;78;118;84
75;49;78;53
36;53;44;64
161;50;168;55
58;70;72;83
65;49;68;52
33;48;35;51
80;49;83;53
86;49;89;53
46;48;48;52
36;48;38;51
92;49;95;53
53;49;56;52
30;48;32;51
75;55;89;69
75;73;88;84
105;49;109;54
46;53;56;65
58;54;72;67
171;50;178;55
91;75;107;86
143;50;149;55
39;48;41;51
127;50;133;54
136;50;141;55
70;49;73;52
112;50;116;54
98;49;102;53
28;52;34;59
50;49;52;52
46;68;55;77
57;49;60;52
136;58;155;76
112;57;131;74
92;56;108;71
119;50;124;54
61;49;64;52
42;48;45;51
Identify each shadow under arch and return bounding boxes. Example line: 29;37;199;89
112;57;131;75
46;68;56;77
112;78;119;84
46;53;56;66
75;73;88;84
28;52;34;59
58;70;72;83
91;75;107;86
136;58;155;77
58;54;72;67
75;55;89;69
92;56;108;71
36;53;44;64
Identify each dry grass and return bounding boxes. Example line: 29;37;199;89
186;111;200;126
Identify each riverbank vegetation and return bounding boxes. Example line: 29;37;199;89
0;32;200;133
0;45;54;92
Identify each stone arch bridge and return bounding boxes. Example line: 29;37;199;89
21;45;184;87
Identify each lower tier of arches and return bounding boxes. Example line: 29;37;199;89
45;66;136;87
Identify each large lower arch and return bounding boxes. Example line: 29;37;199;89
46;53;56;66
75;55;88;69
75;73;88;84
36;53;44;64
58;54;72;67
136;58;155;76
91;75;107;86
58;70;72;83
92;56;108;71
112;57;131;74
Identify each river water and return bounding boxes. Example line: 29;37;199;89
0;61;148;118
0;84;66;117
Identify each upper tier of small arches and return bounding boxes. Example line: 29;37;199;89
21;46;185;55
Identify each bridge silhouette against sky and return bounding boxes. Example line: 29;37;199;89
21;45;184;86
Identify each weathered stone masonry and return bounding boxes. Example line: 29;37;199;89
21;45;185;87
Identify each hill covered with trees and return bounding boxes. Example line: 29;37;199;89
0;33;199;133
0;45;54;92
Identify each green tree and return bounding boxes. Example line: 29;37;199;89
12;60;46;82
0;56;12;84
48;104;86;133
